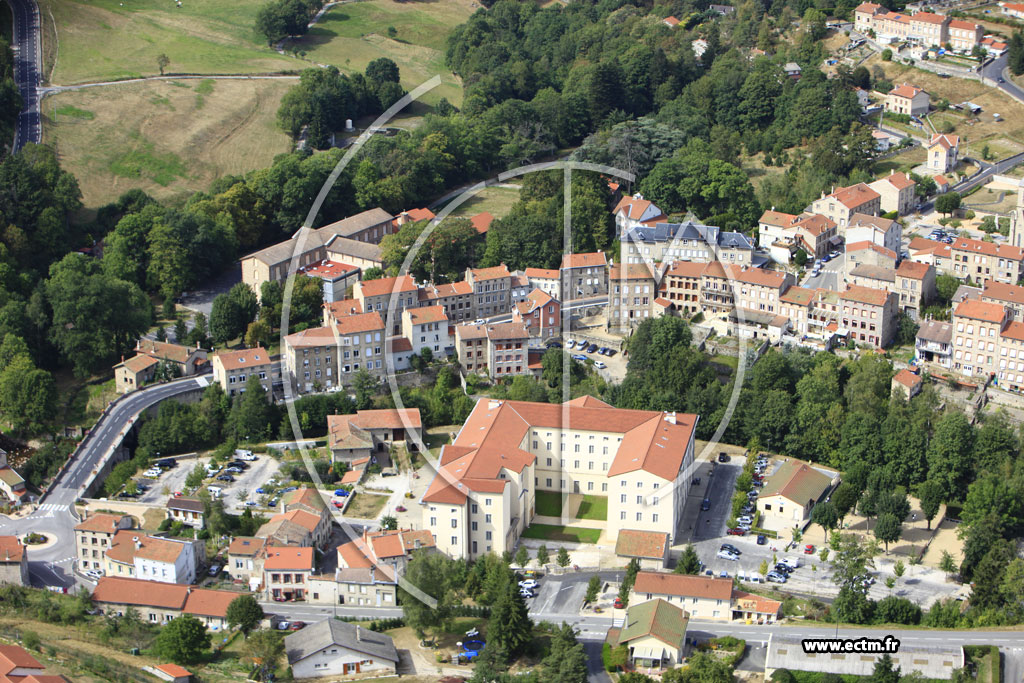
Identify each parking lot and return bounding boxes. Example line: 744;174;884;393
135;453;283;514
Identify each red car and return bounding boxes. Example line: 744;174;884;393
289;621;305;631
396;505;407;512
613;598;624;609
804;544;815;554
726;528;747;536
332;500;345;508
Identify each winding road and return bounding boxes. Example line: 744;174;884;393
5;0;42;150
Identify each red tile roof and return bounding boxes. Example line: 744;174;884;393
118;354;159;374
155;663;193;678
227;537;265;557
841;285;891;307
0;645;43;674
949;18;979;29
357;275;417;298
264;547;314;570
1001;321;1024;341
890;83;925;98
912;12;947;24
951;237;1024;260
873;172;916;191
633;571;733;600
954;298;1007;323
525;267;559;280
665;261;707;278
470;265;511;281
214;346;270;371
615;530;669;560
561;252;607;269
983;281;1024;305
284;313;385;347
470;212;494;234
846;241;897;260
731;590;782;616
184;588;241;618
609;263;656;281
930;133;959;150
896;261;930;279
893;369;923;389
92;576;189;609
828;183;880;209
614;196;665;223
406;305;448;325
0;536;23;564
74;513;130;534
403;208;435;222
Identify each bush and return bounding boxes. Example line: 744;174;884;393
21;630;40;651
882;48;893;61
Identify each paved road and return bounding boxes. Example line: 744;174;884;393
982;52;1024;104
6;0;42;149
802;253;845;292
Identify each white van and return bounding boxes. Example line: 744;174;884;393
234;449;257;461
781;557;801;569
208;486;223;497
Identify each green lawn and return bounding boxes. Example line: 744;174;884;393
289;0;475;106
575;495;607;521
40;0;304;84
450;185;521;221
535;490;563;517
521;524;601;544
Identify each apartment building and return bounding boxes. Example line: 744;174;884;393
298;259;361;304
401;305;452;356
608;263;659;328
419;280;474;323
886;84;931;117
455;322;530;377
808;184;881;229
915;319;953;368
211;346;273;398
840;285;899;348
560;252;609;301
115;339;208;393
868;172;917;216
949;237;1024;285
511;273;532;305
511;289;561;340
226;536;266;585
699;261;735;315
951;299;1011;379
621;221;756;267
104;530;200;584
949;18;983;51
308;567;399;609
757;211;838;262
855;3;979;49
661;261;705;316
845;241;898;274
422;396;698;560
630;572;734;621
730;266;794;316
928;134;959;173
1004;2;1024;19
282;312;386;394
336;528;435;577
466;265;512;318
75;513;133;572
525;268;560;298
895;260;937;319
264;547;314;601
614;194;666;235
846;214;902;256
354;275;419;335
981;282;1024;319
241;208;394;294
779;286;816;336
92;576;246;630
848;264;895;293
908;237;952;269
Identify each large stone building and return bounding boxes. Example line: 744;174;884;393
211;346;274;398
76;512;133;573
282;312;387;395
422;396;698;560
868;171;917;216
621;221;756;267
808;184;881;230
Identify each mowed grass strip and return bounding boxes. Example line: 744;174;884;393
535;490;564;517
345;492;390;519
39;0;304;84
521;524;601;544
43;78;294;206
575;495;607;521
290;0;476;105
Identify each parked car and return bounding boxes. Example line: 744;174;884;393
519;588;535;599
84;569;103;580
803;544;816;555
332;500;345;509
566;340;577;348
225;466;243;474
757;534;767;545
701;498;711;511
547;342;562;348
235;450;257;461
774;563;793;575
519;579;538;590
594;361;607;369
781;557;801;569
766;572;787;583
217;474;235;482
737;515;752;525
716;549;739;561
720;543;741;555
395;505;407;512
269;497;278;507
718;453;730;463
245;501;258;507
571;354;587;362
208;486;223;495
334;489;350;497
586;343;598;353
208;565;221;577
726;527;746;536
381;467;399;477
277;621;292;630
289;621;306;631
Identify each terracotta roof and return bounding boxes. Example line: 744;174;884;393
74;513;130;534
949;18;979;29
780;286;814;306
665;261;707;278
300;260;358;281
470;212;494;234
794;213;836;237
893;369;922;389
389;337;413;353
726;265;789;289
137;339;198;364
264;547;314;570
954;298;1007;323
275;509;322;533
615;530;669;560
92;576;188;609
846;241;897;260
889;83;925;98
855;2;882;11
758;210;798;227
664;15;680;26
633;571;733;600
1001;321;1024;341
284;313;385;347
952;237;1024;261
609;263;657;281
828;183;880;209
896;261;931;279
214;346;270;371
134;536;188;564
118;354;159;374
760;460;834;505
184;588;241;618
406;305;448;325
841;284;892;307
227;537;266;557
930;133;959;150
0;536;23;563
356;275;417;299
324;298;363;321
341;469;362;484
0;645;43;674
155;663;193;678
561;252;607;269
984;282;1024;306
402;207;435;222
731;590;782;615
470;265;511;282
614;196;665;223
525;267;559;280
934;175;949;185
283;487;327;513
912;11;947;24
337;540;372;569
908;237;948;255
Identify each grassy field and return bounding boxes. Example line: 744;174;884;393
575;495;607;521
43;78;294;206
345;492;390;519
521;524;601;543
288;0;477;105
38;0;304;84
450;185;521;220
536;490;563;517
870;56;1024;149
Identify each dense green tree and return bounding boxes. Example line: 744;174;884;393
927;412;975;501
400;551;463;640
868;654;901;683
916;479;944;530
873;513;902;554
874;596;921;625
243;629;285;681
226;595;264;637
675;545;701;575
935;192;961;216
228;375;274;441
154;615;211;664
